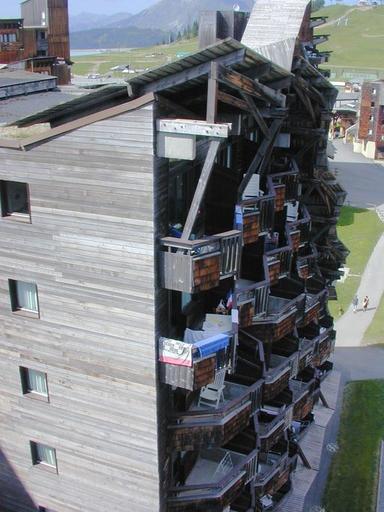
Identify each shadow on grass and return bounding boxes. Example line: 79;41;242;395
338;206;368;227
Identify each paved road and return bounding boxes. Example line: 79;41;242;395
331;140;384;208
335;232;384;347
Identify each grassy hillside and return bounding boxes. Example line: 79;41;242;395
72;38;198;76
315;5;384;78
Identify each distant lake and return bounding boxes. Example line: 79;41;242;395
71;49;107;57
71;48;133;57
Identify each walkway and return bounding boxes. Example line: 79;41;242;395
335;232;384;347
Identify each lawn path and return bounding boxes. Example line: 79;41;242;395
335;232;384;347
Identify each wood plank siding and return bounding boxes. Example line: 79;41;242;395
0;103;163;512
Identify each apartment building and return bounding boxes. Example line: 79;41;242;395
0;2;346;511
0;0;70;84
356;80;384;159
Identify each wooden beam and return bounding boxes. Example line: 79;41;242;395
217;65;286;107
265;76;292;90
237;118;283;201
206;62;218;123
293;83;317;124
157;119;231;138
217;90;248;111
245;63;272;80
181;139;221;240
240;92;270;138
140;48;246;95
156;94;197;118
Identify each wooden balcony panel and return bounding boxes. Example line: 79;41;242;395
263;370;291;402
302;301;321;326
293;393;314;421
272;311;297;341
298;263;310;280
274;184;286;212
260;421;286;452
243;211;260;245
168;473;247;512
239;302;255;328
312;334;334;367
290;230;301;252
168;402;252;452
160;356;216;391
268;260;281;286
298;350;314;372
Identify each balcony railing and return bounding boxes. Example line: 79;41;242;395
234;279;270;328
265;245;292;284
288;204;311;246
258;405;290;451
259;195;275;233
159;332;235;391
167;448;258;511
313;327;335;366
270;171;300;203
236;193;275;243
301;290;327;326
168;381;263;451
160;230;241;293
254;451;290;496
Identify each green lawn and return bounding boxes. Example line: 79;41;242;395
364;295;384;345
71;38;198;77
323;380;384;512
315;6;384;69
328;207;384;319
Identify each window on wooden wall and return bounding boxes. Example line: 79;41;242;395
30;442;57;472
9;280;39;317
20;367;48;400
0;181;31;222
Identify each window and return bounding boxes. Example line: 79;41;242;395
9;280;39;317
20;367;48;399
30;442;57;471
0;181;30;221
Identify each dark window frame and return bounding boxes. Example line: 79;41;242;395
30;441;58;473
19;367;49;402
8;279;40;318
0;180;31;222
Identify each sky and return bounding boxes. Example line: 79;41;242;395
0;0;158;18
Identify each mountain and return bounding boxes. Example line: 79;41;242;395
70;11;132;32
315;5;384;69
108;0;254;32
70;26;166;49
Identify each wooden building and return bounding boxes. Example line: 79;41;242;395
0;19;24;64
0;0;70;85
0;2;345;512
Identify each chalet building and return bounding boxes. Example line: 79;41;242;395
0;1;346;511
355;80;384;160
0;0;70;85
0;19;24;64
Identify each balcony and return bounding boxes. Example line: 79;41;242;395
313;34;330;46
159;332;234;391
236;194;275;245
254;445;290;497
234;279;270;328
258;405;291;452
264;245;293;285
270;171;300;204
291;375;320;421
301;290;327;326
160;230;241;293
287;205;311;247
263;354;296;401
255;294;305;341
312;327;335;367
298;337;316;372
167;448;258;512
168;381;263;451
310;16;327;29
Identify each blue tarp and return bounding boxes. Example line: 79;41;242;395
193;333;230;359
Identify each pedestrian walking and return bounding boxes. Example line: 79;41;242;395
352;294;358;313
363;295;369;312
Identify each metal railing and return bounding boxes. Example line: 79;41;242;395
216;230;242;279
265;245;292;278
259;195;275;233
234;280;270;320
